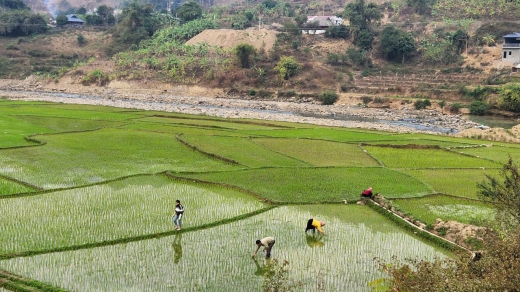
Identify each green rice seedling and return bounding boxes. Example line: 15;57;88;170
363;139;471;147
457;146;520;164
392;195;496;226
253;138;380;167
0;178;35;196
0;205;448;292
14;116;124;132
137;117;282;131
236;128;405;142
402;169;501;200
0;176;266;255
0;106;142;121
364;146;501;168
395;134;490;145
36;103;142;113
179;135;309;168
0;129;239;188
176;167;431;202
0;115;54;148
122;122;245;136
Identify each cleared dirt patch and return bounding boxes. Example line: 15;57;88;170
186;28;278;52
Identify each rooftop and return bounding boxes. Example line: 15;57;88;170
66;15;85;23
504;33;520;38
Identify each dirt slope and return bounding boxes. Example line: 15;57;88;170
186;28;278;52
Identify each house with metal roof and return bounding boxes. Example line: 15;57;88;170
302;16;343;35
66;14;85;26
503;33;520;65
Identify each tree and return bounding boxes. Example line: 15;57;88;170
97;5;114;25
177;1;202;22
76;7;87;14
85;14;103;25
499;83;520;112
0;0;28;10
262;0;277;9
324;24;350;39
294;15;306;27
56;15;69;26
0;10;48;36
406;0;434;15
379;26;416;63
231;14;250;29
274;56;301;80
354;29;374;51
469;101;488;115
450;29;469;54
343;0;382;32
235;43;256;68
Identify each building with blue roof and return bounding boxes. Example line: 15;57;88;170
503;32;520;64
66;15;85;26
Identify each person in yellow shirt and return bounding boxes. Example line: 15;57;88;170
305;218;326;236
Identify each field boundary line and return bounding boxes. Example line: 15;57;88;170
150;114;293;129
0;206;277;261
175;134;247;167
389;192;490;203
10;114;132;124
0;270;67;292
164;172;275;204
0;174;42;191
0;173;155;200
171;165;386;176
366;199;471;253
248;138;315;167
444;148;503;165
119;123;243;136
358;145;386;167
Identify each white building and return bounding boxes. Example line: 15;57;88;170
302;16;344;35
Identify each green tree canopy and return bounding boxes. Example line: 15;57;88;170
176;1;202;22
56;15;68;26
342;0;382;32
262;0;277;9
379;26;416;62
499;84;520;113
76;7;87;14
0;10;48;36
0;0;28;10
235;43;257;68
274;56;301;80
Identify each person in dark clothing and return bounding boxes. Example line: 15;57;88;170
362;187;373;198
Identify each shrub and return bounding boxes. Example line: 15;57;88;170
438;100;446;109
235;43;257;68
319;91;339;105
346;47;371;66
82;69;109;86
498;83;520;112
469;101;488;115
248;89;257;96
177;1;202;22
414;99;431;110
354;29;374;51
77;34;86;46
274;56;301;80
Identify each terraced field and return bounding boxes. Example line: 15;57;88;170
0;99;514;291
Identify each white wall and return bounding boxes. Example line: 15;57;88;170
502;48;520;64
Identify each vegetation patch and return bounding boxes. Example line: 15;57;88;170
402;168;501;200
176;167;431;202
0;205;447;291
238;128;403;142
0;175;266;255
14;115;124;132
253;138;380;167
137;116;283;131
364;146;500;168
457;146;520;164
0;115;53;149
0;178;35;197
392;195;496;226
0;129;238;188
178;135;308;168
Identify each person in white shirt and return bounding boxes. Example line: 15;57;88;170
173;200;184;230
252;237;275;259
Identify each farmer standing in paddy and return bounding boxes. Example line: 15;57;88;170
252;237;275;259
173;200;184;230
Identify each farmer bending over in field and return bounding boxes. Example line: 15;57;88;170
252;237;275;259
173;200;184;230
361;187;373;198
305;219;326;236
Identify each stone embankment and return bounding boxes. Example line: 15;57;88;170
0;88;477;134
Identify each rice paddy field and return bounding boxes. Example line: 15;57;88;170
0;98;516;291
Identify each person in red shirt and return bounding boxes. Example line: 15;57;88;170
362;187;373;198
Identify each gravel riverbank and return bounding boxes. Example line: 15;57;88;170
0;89;476;134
